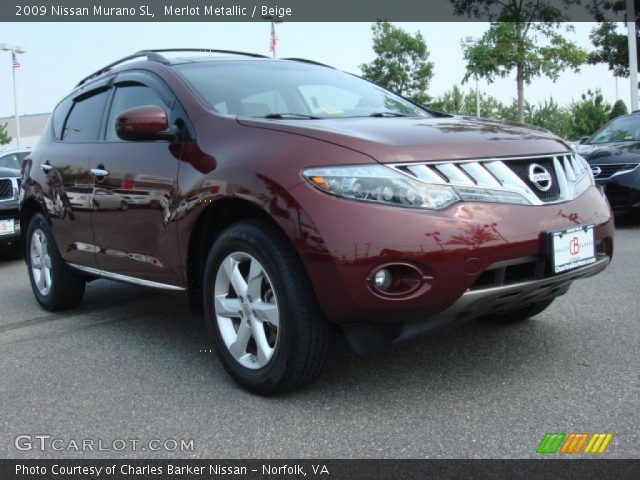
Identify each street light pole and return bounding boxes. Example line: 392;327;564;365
0;43;26;148
463;36;481;118
475;75;480;118
627;0;638;111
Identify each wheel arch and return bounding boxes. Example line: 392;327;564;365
186;196;302;316
19;198;46;255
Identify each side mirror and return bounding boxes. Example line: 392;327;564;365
579;136;589;144
115;105;174;141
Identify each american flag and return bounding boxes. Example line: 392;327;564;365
12;52;20;68
269;21;278;56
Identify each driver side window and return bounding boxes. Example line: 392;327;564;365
106;85;169;141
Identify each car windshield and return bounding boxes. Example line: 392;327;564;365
587;115;640;144
172;60;430;119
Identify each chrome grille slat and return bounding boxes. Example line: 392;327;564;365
391;152;590;206
435;163;475;186
562;156;576;182
405;164;446;183
460;162;502;188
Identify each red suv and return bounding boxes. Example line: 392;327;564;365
20;50;614;394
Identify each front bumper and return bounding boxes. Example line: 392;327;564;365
289;184;614;324
0;204;21;246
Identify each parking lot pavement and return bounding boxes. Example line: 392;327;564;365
0;219;638;460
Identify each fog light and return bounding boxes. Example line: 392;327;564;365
373;268;392;291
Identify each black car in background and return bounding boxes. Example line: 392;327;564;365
576;113;640;213
0;148;28;258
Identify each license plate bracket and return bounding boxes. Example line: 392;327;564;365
543;224;596;274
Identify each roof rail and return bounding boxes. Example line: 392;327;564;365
146;48;268;59
75;48;269;88
76;50;169;87
282;57;334;69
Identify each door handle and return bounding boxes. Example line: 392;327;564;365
40;163;53;173
90;168;109;177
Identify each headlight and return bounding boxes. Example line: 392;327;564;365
302;165;460;210
302;164;532;209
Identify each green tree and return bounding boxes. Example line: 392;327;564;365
360;21;434;105
588;21;638;77
587;1;640;77
429;86;510;118
0;123;11;145
452;1;587;123
568;89;612;139
609;99;629;119
525;98;572;138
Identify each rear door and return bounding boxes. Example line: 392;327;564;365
89;71;184;285
40;84;111;267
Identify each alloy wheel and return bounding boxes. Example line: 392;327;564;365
30;228;52;296
214;252;280;369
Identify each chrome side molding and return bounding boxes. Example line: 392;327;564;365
67;263;186;291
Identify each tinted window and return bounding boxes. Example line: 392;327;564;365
63;90;109;142
173;61;429;118
52;96;73;139
588;115;640;144
106;85;169;141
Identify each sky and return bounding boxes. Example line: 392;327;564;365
0;21;632;118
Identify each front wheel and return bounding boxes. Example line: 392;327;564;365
481;299;555;324
26;213;86;311
203;219;331;395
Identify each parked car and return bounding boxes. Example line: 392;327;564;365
575;113;640;213
19;50;614;395
0;148;29;258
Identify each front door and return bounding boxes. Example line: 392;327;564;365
89;71;184;286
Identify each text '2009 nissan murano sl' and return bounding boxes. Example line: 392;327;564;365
19;49;614;395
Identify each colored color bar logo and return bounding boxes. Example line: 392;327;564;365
537;433;613;454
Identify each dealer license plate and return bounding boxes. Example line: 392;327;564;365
0;219;15;236
549;224;596;274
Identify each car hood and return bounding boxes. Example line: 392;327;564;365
579;141;640;165
0;167;20;178
236;116;570;163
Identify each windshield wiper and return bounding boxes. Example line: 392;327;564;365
263;113;321;120
368;112;408;117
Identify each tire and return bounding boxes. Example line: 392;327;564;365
481;299;555;324
120;201;128;211
26;213;86;311
203;219;331;395
92;200;100;211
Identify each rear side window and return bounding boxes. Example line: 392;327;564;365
52;96;72;139
63;90;110;142
106;85;170;141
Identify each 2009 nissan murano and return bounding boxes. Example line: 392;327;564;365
20;49;614;394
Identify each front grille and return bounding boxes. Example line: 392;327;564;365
392;153;590;206
591;163;638;179
0;179;13;200
504;157;561;201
